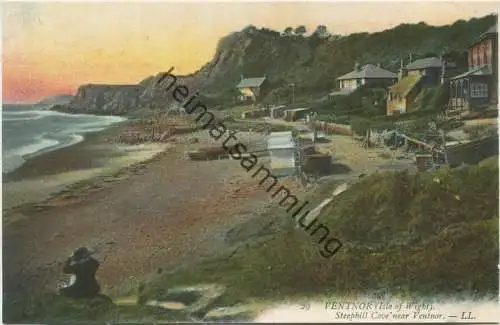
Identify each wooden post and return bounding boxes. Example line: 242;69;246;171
440;129;449;165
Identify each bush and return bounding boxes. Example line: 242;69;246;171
427;84;450;111
350;117;371;135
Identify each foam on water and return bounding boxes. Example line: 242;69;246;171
2;108;126;174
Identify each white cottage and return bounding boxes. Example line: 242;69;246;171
267;131;297;177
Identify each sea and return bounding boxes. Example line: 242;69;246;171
2;104;127;174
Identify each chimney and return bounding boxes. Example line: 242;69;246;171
440;53;447;84
354;62;361;72
241;75;244;81
398;58;407;81
377;63;381;68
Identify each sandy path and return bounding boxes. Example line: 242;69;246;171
315;134;393;173
2;131;281;300
463;118;498;126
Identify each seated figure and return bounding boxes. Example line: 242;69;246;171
59;247;100;299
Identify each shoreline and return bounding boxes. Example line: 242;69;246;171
2;107;129;177
3;122;126;183
2;121;169;217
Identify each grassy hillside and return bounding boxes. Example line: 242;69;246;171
140;156;498;301
199;15;497;105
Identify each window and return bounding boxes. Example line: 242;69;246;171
470;83;488;98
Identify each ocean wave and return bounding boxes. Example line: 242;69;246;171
12;134;60;158
62;118;126;134
2;135;59;174
49;133;85;152
2;133;86;174
2;154;26;174
3;109;127;121
3;110;126;174
3;115;45;122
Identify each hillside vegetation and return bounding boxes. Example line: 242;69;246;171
199;14;497;104
140;157;498;301
58;14;497;115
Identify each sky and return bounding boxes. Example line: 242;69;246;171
2;1;499;103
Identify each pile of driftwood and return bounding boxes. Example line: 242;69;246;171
114;130;172;144
186;146;228;161
114;110;199;145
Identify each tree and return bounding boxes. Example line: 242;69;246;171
242;25;257;34
313;25;329;38
429;84;450;112
283;27;294;36
294;25;307;36
350;117;371;136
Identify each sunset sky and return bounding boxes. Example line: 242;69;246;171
2;1;499;103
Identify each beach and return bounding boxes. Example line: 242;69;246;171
3;123;167;215
2;116;307;309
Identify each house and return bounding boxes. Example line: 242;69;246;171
449;24;498;111
404;56;457;86
386;73;423;116
236;76;268;103
267;131;297;177
386;56;457;116
336;63;398;91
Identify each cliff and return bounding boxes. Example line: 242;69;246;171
55;84;139;115
57;14;497;115
56;72;204;115
36;94;74;107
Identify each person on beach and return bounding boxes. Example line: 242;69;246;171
59;247;101;299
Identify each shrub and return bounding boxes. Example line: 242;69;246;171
350;117;371;135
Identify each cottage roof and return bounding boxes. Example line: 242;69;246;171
484;24;498;35
470;24;498;47
405;57;456;70
236;77;267;88
337;64;397;80
389;73;423;96
450;65;492;80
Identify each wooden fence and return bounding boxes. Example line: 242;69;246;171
313;121;353;136
446;135;498;167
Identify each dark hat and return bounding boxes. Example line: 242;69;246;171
72;247;92;261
